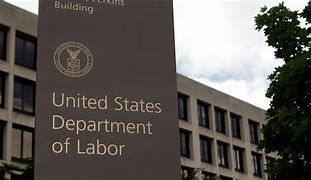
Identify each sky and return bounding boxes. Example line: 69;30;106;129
4;0;308;109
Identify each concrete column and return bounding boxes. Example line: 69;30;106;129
242;116;252;179
260;123;266;179
226;110;234;176
4;26;15;180
226;110;233;169
210;105;219;174
209;103;215;132
189;96;200;167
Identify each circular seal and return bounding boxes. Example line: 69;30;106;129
54;42;93;77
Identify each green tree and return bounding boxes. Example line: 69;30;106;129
181;168;219;180
255;2;311;180
0;158;34;180
181;168;198;180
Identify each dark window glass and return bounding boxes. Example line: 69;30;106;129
0;121;5;159
178;94;188;121
217;142;229;168
219;176;233;180
202;171;216;179
24;40;36;68
181;166;194;180
15;34;37;69
0;73;5;108
215;108;226;134
252;152;262;177
11;174;24;180
200;136;212;163
15;37;24;65
13;81;22;110
0;26;7;60
12;125;34;160
233;146;244;172
23;84;34;113
231;113;241;139
249;120;259;144
198;101;209;128
179;129;190;158
0;171;4;180
13;77;35;114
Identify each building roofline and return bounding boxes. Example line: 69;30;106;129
1;1;37;16
177;73;267;112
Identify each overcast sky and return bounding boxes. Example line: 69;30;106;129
4;0;308;109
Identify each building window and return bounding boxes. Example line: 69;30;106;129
181;166;194;180
215;107;226;134
0;121;5;159
0;25;7;61
217;141;229;168
219;176;233;180
202;171;216;179
178;93;188;121
11;174;24;180
197;101;209;128
13;77;35;114
249;120;259;144
266;157;276;180
0;73;5;108
200;135;212;163
12;124;34;160
15;33;37;69
252;152;262;177
233;146;244;172
179;129;190;158
231;113;241;139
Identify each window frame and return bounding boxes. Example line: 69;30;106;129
178;93;188;121
249;120;259;144
197;100;209;128
13;76;36;115
252;152;262;177
199;135;212;163
0;24;8;61
0;72;6;109
179;129;191;158
15;32;37;70
181;166;194;179
266;156;276;180
12;124;34;161
233;146;244;173
231;113;241;139
202;171;216;179
0;120;5;160
215;107;226;134
219;175;233;180
181;166;194;180
217;141;229;168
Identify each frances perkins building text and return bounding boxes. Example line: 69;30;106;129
54;0;126;15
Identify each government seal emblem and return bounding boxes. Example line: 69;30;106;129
54;42;93;77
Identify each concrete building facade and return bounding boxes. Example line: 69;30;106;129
0;1;274;180
177;74;275;180
0;1;37;179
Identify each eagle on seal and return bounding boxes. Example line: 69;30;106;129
67;49;81;60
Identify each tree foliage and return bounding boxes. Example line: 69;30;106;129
181;168;218;180
255;2;311;179
0;158;34;180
